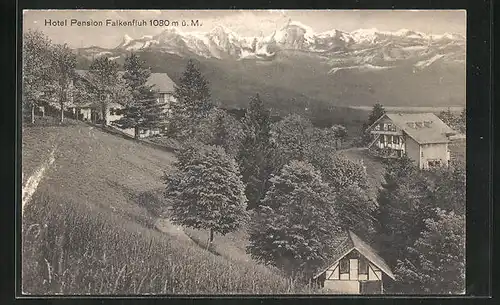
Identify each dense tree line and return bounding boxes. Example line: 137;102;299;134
162;60;371;281
376;157;466;294
438;109;466;134
163;64;466;291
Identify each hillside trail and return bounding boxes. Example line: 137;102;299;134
154;218;193;243
21;144;58;216
337;147;368;153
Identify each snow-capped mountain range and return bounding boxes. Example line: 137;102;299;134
77;21;464;74
75;21;465;110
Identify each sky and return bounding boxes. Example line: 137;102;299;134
23;10;466;49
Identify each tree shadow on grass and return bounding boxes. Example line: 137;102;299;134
104;180;169;230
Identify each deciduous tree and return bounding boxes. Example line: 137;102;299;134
47;43;77;123
270;114;313;162
431;160;466;215
330;124;348;149
247;160;341;278
22;30;53;124
87;57;127;126
394;208;465;294
195;107;245;157
164;142;248;247
336;183;377;239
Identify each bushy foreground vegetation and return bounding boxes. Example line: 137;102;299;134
22;192;307;295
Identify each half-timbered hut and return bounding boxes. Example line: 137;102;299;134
313;231;395;294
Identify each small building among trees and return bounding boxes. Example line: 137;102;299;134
365;112;459;169
140;72;176;137
312;231;395;294
68;69;176;137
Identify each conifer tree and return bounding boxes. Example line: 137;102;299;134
113;53;166;138
237;94;274;210
247;160;341;278
164;142;248;246
360;103;386;146
368;103;386;125
169;59;213;139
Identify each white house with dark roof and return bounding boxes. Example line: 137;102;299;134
313;231;395;294
366;113;460;169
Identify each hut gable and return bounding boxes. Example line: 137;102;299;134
313;231;395;281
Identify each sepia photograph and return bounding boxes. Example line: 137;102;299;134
21;9;466;295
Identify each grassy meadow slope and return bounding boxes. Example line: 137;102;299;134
21;122;303;295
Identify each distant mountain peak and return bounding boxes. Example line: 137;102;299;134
123;34;133;43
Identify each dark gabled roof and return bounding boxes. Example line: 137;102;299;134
313;231;395;281
348;231;395;280
147;73;176;93
367;112;456;145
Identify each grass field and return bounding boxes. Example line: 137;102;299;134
21;122;306;295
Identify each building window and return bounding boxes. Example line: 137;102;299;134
359;258;369;275
393;136;399;144
340;258;349;274
428;160;441;168
379;136;384;144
